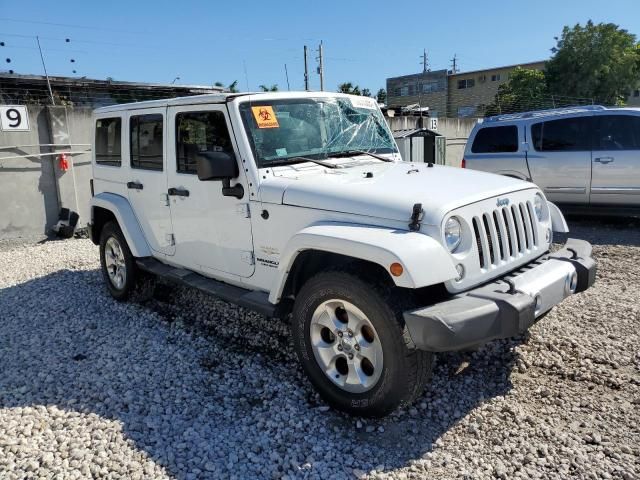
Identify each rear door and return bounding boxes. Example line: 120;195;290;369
590;112;640;206
166;104;255;277
527;115;592;205
125;108;175;256
465;124;527;177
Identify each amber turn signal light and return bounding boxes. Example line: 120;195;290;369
389;262;404;277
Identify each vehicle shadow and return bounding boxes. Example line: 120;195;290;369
558;216;640;247
0;269;521;478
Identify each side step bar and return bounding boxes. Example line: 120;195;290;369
136;258;277;318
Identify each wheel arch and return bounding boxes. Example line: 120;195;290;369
90;193;151;258
269;222;458;304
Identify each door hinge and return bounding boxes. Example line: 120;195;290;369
236;203;251;218
241;251;255;265
165;233;175;246
161;193;170;206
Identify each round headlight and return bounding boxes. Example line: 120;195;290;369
534;193;545;221
444;217;462;252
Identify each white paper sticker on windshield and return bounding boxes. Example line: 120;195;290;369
276;148;288;157
349;96;377;110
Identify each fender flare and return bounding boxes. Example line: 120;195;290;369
269;222;458;304
548;201;569;233
91;192;151;258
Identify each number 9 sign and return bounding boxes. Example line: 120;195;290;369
0;105;30;131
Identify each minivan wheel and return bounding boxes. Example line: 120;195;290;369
292;270;434;417
99;221;136;301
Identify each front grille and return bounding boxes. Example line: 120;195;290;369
472;201;539;269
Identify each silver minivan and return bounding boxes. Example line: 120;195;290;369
463;106;640;213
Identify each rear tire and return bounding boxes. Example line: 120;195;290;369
292;270;433;417
99;221;137;301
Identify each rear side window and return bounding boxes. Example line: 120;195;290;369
95;117;121;166
531;117;591;152
176;111;233;174
471;126;518;153
594;115;640;150
130;114;163;171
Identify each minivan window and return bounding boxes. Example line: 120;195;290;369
471;126;518;153
531;117;591;152
130;114;163;171
594;115;640;150
95;117;121;166
176;111;233;174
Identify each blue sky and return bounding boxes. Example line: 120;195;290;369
1;0;639;92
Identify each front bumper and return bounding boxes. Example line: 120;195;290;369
404;238;596;352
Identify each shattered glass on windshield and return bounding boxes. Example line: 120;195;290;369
239;96;397;167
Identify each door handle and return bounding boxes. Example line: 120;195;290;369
594;157;614;164
127;181;143;190
168;187;190;197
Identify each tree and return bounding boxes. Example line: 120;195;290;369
485;67;549;116
376;88;387;104
361;88;372;97
227;80;239;93
546;21;640;105
259;84;278;92
215;80;239;93
337;82;361;95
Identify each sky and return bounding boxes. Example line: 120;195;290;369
1;0;640;93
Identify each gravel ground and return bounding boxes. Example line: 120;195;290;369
0;218;638;479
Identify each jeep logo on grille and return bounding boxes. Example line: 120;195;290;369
496;198;510;207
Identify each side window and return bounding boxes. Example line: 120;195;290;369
531;117;591;152
471;126;518;153
95;117;121;166
130;114;163;171
594;115;640;151
175;111;233;174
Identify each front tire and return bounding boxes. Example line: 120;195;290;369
292;270;433;417
99;221;136;301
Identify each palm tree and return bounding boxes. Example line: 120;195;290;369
259;84;279;92
338;82;361;95
214;80;239;93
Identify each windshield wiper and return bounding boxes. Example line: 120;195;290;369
329;150;393;162
269;156;340;169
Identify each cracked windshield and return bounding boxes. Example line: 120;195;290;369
239;96;397;167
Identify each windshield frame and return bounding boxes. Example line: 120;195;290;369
237;94;399;169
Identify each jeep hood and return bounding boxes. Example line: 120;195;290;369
260;161;536;226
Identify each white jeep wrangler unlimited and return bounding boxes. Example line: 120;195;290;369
88;92;596;417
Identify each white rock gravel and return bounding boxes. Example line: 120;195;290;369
0;218;638;479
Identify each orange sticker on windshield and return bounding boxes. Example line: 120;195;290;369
251;106;279;128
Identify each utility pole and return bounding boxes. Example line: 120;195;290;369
284;64;290;91
36;36;55;105
303;45;309;91
316;41;324;91
421;48;429;73
450;53;459;74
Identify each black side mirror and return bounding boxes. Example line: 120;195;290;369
196;151;238;181
196;151;244;199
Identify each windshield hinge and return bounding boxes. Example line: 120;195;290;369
409;203;423;232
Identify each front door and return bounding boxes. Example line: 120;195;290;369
590;113;640;206
166;104;254;277
126;108;174;256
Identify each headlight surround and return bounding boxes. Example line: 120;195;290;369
534;193;545;221
444;217;462;252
